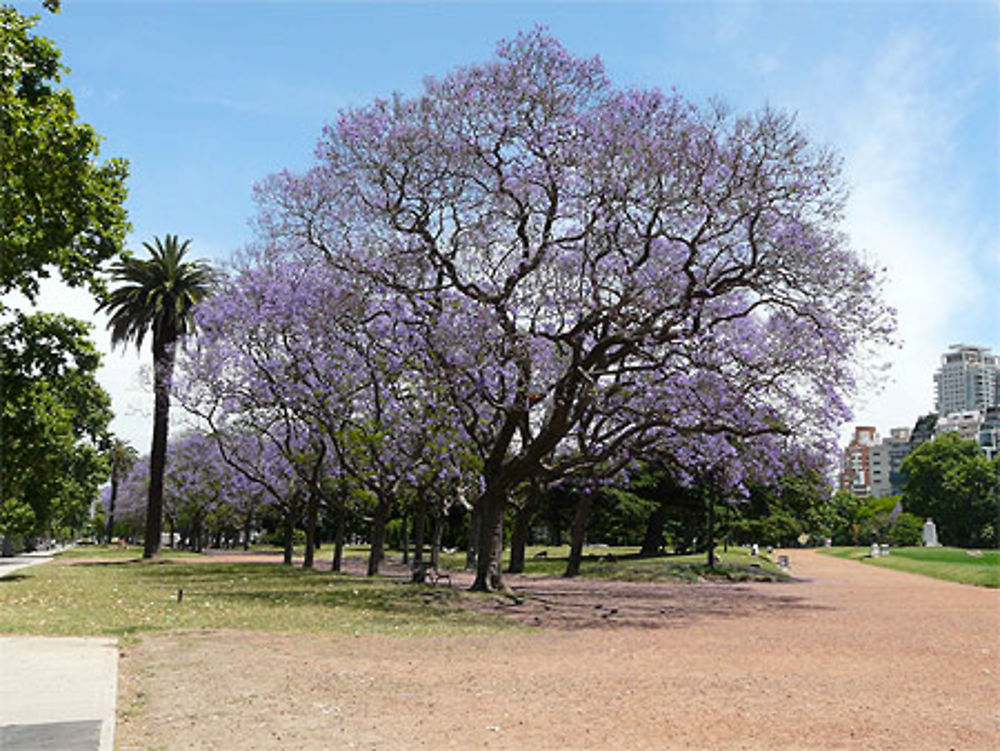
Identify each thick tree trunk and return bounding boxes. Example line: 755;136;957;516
331;502;345;572
411;491;427;568
143;350;173;559
471;488;506;591
639;503;668;557
465;502;481;571
303;489;319;570
564;491;594;578
367;494;389;576
508;490;538;574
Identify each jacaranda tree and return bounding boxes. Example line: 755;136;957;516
251;29;893;591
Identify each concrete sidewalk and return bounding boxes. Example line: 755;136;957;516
0;637;118;751
0;554;119;751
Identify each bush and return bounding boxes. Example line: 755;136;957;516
888;512;923;546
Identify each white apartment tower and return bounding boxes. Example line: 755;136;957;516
933;344;999;416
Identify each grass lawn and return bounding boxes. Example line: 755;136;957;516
437;544;789;582
0;549;505;639
0;544;788;639
820;546;999;588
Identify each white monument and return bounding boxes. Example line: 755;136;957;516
922;518;940;547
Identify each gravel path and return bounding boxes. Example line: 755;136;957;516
116;549;1000;750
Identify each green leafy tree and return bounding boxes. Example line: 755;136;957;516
888;512;924;547
0;6;128;301
98;235;215;558
0;312;111;542
901;433;999;547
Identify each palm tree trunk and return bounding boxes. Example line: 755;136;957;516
143;347;173;559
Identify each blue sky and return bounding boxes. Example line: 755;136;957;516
12;0;999;450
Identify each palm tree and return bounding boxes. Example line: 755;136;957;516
105;437;138;542
98;235;215;558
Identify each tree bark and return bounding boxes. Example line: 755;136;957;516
564;490;594;578
331;502;345;572
282;511;294;565
471;488;506;591
303;489;319;570
411;491;427;568
242;512;252;551
508;486;539;574
640;503;667;557
706;496;716;570
367;494;389;576
465;502;481;571
143;347;173;559
430;510;444;569
400;510;409;565
107;469;119;541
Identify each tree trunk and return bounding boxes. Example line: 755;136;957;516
411;491;427;568
143;349;173;559
107;469;119;541
508;491;537;574
303;489;319;570
282;511;294;565
242;512;252;551
331;502;345;573
465;502;481;571
401;510;409;565
564;490;594;578
639;503;667;557
430;511;444;569
706;497;716;570
367;494;389;576
471;488;506;591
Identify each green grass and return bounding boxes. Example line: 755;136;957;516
820;546;999;587
438;545;789;582
0;553;507;638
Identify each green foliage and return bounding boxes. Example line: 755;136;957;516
731;468;830;547
0;497;35;537
1;311;111;536
98;235;216;354
810;490;864;545
901;433;999;547
888;512;924;547
0;6;129;301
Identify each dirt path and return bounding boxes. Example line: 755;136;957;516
115;550;1000;750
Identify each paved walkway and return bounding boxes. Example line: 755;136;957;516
0;555;118;751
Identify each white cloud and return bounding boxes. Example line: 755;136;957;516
832;28;985;439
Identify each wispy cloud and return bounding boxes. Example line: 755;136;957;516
833;27;987;434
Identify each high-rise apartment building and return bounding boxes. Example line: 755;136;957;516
934;344;999;415
838;426;878;497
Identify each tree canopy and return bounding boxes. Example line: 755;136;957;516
241;29;897;589
0;311;111;538
0;6;129;302
901;432;998;548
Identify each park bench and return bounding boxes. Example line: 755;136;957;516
411;562;451;587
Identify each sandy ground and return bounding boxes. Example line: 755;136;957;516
115;550;1000;751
